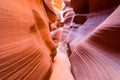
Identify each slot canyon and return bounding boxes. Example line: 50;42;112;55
0;0;120;80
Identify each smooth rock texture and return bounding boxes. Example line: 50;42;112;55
1;0;120;80
0;0;56;80
70;5;120;80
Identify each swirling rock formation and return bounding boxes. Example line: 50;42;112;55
0;0;56;79
70;5;120;80
68;0;120;80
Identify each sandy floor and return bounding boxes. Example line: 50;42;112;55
49;46;74;80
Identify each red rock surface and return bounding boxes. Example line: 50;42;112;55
0;0;56;79
1;0;120;80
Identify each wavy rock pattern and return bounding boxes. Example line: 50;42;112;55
0;0;56;79
70;5;120;80
67;8;115;52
